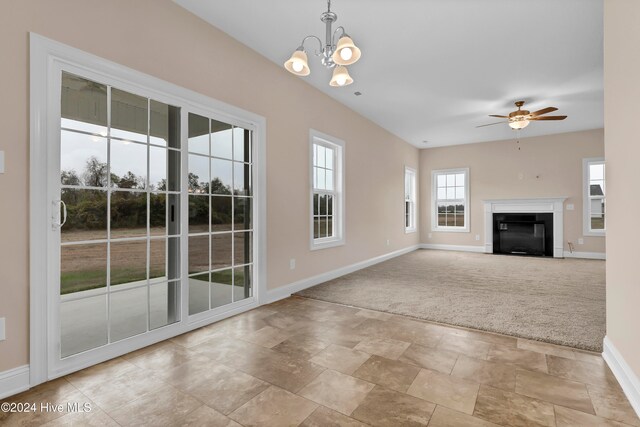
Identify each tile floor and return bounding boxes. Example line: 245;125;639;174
1;296;638;427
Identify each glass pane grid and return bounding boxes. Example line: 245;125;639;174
311;144;338;240
405;170;416;229
60;73;181;356
435;172;466;228
188;113;253;315
587;161;606;231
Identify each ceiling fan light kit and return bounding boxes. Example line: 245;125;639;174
479;100;567;130
284;0;361;87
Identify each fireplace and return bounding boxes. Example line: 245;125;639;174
493;213;553;256
483;198;566;258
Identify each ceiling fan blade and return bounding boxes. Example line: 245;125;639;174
529;115;567;121
529;107;558;117
489;114;509;118
476;122;505;128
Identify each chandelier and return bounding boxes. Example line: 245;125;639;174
284;0;362;87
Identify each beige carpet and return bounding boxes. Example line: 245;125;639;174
296;250;606;351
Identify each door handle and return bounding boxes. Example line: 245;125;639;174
52;199;67;229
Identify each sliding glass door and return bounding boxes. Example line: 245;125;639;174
58;72;182;357
55;70;256;362
29;36;264;385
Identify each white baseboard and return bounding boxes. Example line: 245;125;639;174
266;245;420;303
0;365;30;400
420;243;485;253
603;336;640;418
419;244;606;260
563;251;606;260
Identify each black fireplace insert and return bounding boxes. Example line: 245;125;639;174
492;213;553;257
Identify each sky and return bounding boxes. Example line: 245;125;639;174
60;119;247;190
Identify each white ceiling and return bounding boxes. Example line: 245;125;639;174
174;0;603;148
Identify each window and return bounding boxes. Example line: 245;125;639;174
432;168;469;232
583;158;605;235
405;167;417;233
310;130;344;250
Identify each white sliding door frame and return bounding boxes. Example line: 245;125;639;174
29;33;267;386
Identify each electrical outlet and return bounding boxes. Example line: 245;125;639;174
578;238;584;245
428;233;432;239
0;317;5;341
289;258;296;270
0;151;5;174
518;172;524;180
386;239;390;246
566;204;575;211
475;234;480;241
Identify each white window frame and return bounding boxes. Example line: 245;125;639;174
431;167;470;232
29;33;267;386
583;158;606;236
404;166;417;233
309;129;345;250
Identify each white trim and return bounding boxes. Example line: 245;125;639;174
603;336;640;419
431;167;470;233
583;157;606;237
420;244;485;253
29;32;50;388
267;245;419;303
563;251;606;260
29;33;267;386
0;365;30;400
309;129;346;251
404;166;417;233
483;197;567;258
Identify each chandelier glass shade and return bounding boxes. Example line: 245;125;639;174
332;36;361;66
284;49;310;76
284;0;361;86
330;66;353;87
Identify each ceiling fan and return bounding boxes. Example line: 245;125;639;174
477;101;567;130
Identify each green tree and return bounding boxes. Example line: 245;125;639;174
82;156;108;187
211;177;231;195
188;172;202;193
61;170;81;186
117;171;143;189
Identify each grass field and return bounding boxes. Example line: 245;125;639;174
437;213;465;227
60;269;166;295
61;228;250;294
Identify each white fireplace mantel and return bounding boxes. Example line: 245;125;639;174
483;197;567;258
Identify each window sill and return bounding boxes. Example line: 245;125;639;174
583;230;606;237
432;227;470;233
405;228;417;234
310;238;345;251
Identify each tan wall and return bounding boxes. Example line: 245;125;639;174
0;0;419;372
604;0;640;377
419;129;606;254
